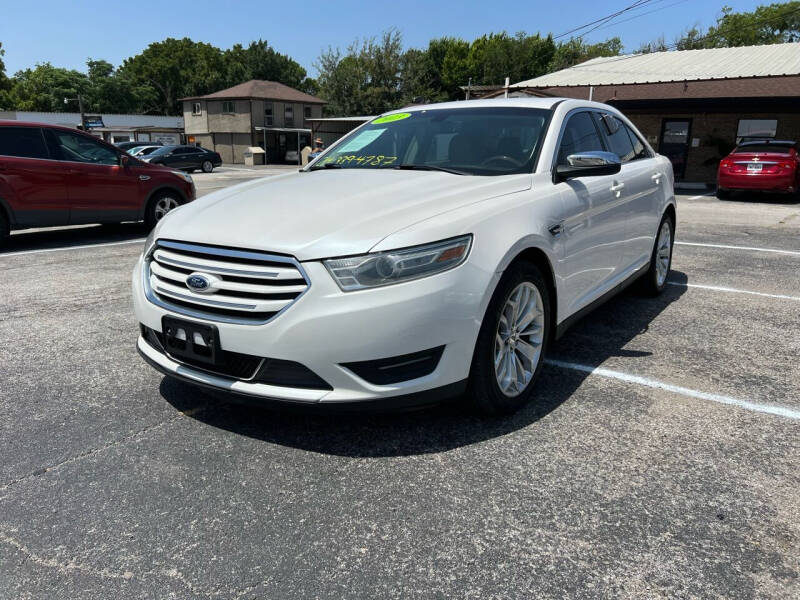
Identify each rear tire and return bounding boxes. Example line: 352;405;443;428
716;188;732;199
467;261;551;415
145;192;181;229
201;160;213;173
639;214;674;296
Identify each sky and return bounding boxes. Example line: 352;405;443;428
0;0;770;77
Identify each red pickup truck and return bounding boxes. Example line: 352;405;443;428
0;121;196;244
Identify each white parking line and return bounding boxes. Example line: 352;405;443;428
687;194;711;200
1;238;145;257
675;241;800;256
667;281;800;302
545;359;800;420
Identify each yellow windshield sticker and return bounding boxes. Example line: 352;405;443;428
372;112;411;124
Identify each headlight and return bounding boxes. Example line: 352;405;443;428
142;228;157;258
324;235;472;291
172;171;193;184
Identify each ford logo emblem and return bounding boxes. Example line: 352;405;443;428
186;273;212;292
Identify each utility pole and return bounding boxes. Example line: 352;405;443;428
64;94;86;130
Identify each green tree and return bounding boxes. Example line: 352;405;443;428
4;62;88;112
222;40;308;89
549;37;623;71
673;2;800;49
316;30;404;116
119;38;228;115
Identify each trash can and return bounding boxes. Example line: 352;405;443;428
244;146;265;166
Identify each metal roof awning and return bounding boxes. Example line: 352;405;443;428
255;126;312;133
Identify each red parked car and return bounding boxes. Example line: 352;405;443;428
717;139;799;199
0;121;196;244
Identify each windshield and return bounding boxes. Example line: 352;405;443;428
309;107;551;176
735;143;794;154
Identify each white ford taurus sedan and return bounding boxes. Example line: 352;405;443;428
133;98;675;414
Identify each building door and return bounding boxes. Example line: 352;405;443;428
659;119;691;180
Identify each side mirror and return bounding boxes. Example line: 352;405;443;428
556;151;621;181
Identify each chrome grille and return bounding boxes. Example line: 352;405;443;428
145;240;310;324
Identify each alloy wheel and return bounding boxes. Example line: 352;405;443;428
494;281;545;397
154;196;179;221
655;221;672;287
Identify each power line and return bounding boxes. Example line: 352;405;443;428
553;0;658;40
562;4;800;71
590;0;691;35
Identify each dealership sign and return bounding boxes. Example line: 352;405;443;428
84;115;105;129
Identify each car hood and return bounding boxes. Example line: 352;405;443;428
156;169;531;260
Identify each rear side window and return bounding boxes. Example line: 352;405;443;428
0;127;50;159
557;112;605;165
48;130;119;166
597;114;635;162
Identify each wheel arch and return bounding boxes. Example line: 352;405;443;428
663;201;676;230
505;246;558;346
139;185;189;221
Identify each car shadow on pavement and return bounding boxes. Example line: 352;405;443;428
718;191;800;205
2;222;148;254
162;271;688;458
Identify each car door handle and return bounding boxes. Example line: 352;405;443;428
139;175;151;181
651;172;663;183
610;182;625;195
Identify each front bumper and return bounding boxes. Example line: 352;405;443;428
132;253;494;405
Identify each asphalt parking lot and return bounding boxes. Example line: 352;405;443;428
1;174;798;598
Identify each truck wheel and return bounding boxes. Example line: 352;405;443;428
467;261;551;415
145;192;180;229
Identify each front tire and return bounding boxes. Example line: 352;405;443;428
467;262;551;415
201;160;213;173
639;214;674;296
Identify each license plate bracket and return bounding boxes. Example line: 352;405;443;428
162;316;220;366
747;162;763;172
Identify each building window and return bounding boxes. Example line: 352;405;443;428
264;103;273;126
737;119;777;142
285;105;294;127
192;102;201;115
304;106;312;119
222;101;236;114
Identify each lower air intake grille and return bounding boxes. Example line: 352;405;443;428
342;346;445;385
140;325;332;390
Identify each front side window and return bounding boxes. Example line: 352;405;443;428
310;107;550;176
222;101;235;114
0;127;50;159
285;105;294;127
49;130;119;165
557;112;605;165
597;113;635;162
265;103;273;126
192;102;201;115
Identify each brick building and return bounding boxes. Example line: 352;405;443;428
505;43;800;184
